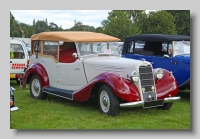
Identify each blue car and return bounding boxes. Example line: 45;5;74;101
121;34;190;90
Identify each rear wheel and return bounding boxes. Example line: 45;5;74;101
29;74;46;99
159;102;173;110
98;85;119;116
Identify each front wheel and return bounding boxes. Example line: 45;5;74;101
29;74;47;99
98;85;119;116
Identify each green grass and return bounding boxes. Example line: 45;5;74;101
10;80;190;130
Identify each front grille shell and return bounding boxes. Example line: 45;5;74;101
139;65;155;93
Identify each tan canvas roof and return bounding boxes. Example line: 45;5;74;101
31;31;120;42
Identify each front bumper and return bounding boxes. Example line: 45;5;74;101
120;96;181;108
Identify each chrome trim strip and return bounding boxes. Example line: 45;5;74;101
43;90;73;100
120;101;144;108
120;96;181;108
164;96;181;103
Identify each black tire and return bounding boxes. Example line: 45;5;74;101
159;102;173;110
29;74;47;99
98;85;119;116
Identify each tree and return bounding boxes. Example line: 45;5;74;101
35;20;47;33
49;22;58;31
125;10;146;23
95;27;104;33
101;10;141;41
166;10;190;36
137;10;176;34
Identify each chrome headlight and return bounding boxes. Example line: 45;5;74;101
154;68;164;80
130;71;140;82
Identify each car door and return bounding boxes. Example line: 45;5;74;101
151;57;172;71
57;42;87;91
57;59;86;90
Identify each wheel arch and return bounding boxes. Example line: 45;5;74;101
22;63;49;88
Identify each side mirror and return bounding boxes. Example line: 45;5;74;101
72;53;78;58
163;54;170;58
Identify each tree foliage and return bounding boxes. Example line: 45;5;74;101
166;10;190;36
101;10;141;41
10;10;190;39
137;10;177;34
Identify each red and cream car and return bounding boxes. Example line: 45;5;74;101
22;31;180;116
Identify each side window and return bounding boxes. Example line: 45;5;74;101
10;43;25;59
43;41;58;60
135;40;145;51
127;41;134;53
59;42;77;63
162;42;168;52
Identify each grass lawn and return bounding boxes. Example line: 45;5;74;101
10;80;190;130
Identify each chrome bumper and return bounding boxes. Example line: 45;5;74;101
120;96;181;108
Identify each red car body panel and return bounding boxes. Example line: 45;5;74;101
22;63;49;87
73;72;140;102
154;69;179;99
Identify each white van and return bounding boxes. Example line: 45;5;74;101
10;38;29;84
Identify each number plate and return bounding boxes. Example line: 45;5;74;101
10;74;15;78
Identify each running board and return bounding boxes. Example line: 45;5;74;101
42;86;74;100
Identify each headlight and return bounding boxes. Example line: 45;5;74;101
130;71;140;82
154;68;164;80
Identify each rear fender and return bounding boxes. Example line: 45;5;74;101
22;63;49;88
73;72;140;102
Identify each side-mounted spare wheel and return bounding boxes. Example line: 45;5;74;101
29;74;47;99
98;85;119;116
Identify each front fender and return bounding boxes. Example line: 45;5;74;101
154;68;179;99
22;63;49;88
73;72;140;102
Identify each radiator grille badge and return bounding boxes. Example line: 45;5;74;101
142;87;145;93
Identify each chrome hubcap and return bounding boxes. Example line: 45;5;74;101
31;78;40;96
100;90;110;113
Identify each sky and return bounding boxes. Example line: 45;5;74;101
10;10;112;30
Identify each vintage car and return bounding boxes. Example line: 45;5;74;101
121;34;190;90
21;31;180;116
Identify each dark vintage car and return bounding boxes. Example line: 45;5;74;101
21;31;180;116
121;34;190;90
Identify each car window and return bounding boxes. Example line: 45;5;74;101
10;43;25;59
127;41;134;53
78;42;119;56
173;41;190;56
43;41;58;60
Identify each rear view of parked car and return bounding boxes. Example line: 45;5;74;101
22;31;180;116
122;34;190;90
10;38;30;84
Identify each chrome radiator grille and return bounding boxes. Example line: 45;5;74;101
139;65;154;92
